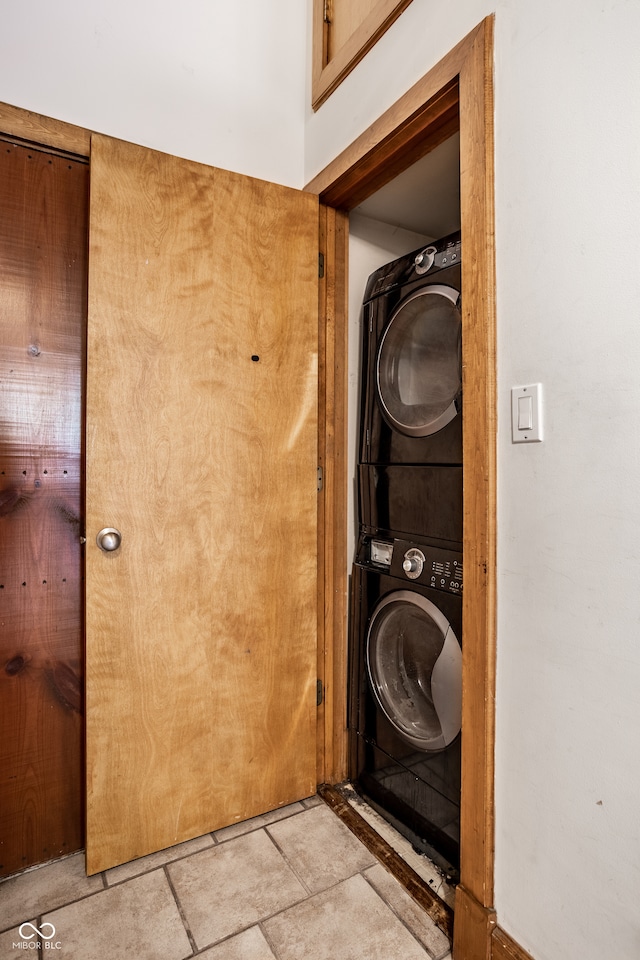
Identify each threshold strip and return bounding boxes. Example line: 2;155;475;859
318;783;454;941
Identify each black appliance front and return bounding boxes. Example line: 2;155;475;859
349;534;462;880
360;232;462;467
358;462;462;546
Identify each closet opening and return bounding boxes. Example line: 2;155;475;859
309;16;496;959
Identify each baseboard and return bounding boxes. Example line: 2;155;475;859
452;885;496;960
492;925;536;960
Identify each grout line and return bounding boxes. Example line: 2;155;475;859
212;802;310;847
261;826;314;899
259;919;282;960
103;841;217;887
163;864;198;957
360;867;449;960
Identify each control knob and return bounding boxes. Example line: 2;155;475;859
414;245;437;275
402;548;425;580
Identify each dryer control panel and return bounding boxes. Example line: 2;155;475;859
365;537;463;595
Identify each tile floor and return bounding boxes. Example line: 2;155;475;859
0;796;452;960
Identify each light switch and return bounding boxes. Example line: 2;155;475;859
517;395;533;431
511;384;543;443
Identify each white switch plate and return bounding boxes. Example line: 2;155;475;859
511;383;543;443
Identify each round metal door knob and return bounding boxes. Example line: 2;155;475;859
96;527;122;552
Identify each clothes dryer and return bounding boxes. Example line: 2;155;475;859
360;232;462;468
348;532;462;878
358;462;462;545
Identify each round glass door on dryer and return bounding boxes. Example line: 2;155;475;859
360;233;462;466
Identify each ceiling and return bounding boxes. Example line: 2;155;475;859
352;131;460;240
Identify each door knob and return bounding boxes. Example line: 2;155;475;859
96;527;122;552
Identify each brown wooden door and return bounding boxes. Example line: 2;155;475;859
0;141;88;877
85;135;319;873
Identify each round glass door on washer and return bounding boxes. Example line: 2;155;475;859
367;590;462;753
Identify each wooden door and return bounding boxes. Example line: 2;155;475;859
85;135;319;873
0;141;87;877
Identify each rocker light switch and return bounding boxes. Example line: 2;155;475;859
511;384;543;443
517;395;533;431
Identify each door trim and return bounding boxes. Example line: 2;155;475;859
308;16;496;960
316;204;350;785
0;102;90;157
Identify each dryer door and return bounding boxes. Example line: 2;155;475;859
366;590;462;751
376;285;461;437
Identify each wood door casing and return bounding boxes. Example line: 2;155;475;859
0;141;88;877
85;135;319;873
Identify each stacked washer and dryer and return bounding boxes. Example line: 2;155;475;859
348;232;464;881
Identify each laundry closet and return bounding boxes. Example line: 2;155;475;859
345;130;463;880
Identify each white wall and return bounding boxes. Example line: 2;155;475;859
347;213;434;565
0;0;307;186
308;4;640;960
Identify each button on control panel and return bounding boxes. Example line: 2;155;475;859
434;239;461;269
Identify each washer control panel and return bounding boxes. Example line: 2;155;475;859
395;540;463;594
363;537;463;594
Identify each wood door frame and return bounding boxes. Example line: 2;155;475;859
308;16;497;960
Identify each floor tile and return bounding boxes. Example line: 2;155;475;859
300;795;323;809
266;803;377;894
42;869;191;960
105;833;215;885
0;853;103;932
213;802;305;843
168;829;307;950
198;926;277;959
1;925;37;955
364;864;451;960
263;873;439;960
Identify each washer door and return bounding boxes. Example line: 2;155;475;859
366;590;462;752
376;285;461;438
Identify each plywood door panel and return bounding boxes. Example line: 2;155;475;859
85;135;319;873
0;141;87;877
313;0;414;108
328;0;379;60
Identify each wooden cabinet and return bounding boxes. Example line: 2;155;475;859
0;141;88;878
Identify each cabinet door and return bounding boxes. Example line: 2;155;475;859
85;135;319;873
0;141;87;878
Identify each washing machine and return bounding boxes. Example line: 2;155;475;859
348;532;462;879
359;231;462;467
